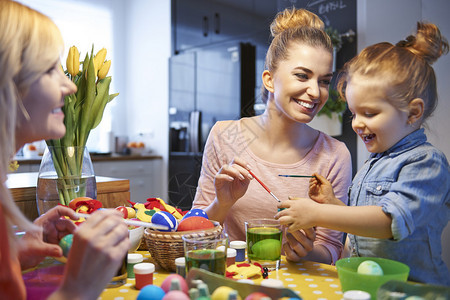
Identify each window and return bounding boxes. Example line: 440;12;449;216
18;0;115;153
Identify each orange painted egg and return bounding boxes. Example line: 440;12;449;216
177;216;214;231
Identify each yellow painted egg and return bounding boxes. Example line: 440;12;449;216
211;286;241;300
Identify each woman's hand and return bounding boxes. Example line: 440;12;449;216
18;206;78;270
214;157;253;208
53;209;130;300
309;173;344;205
34;205;78;244
282;228;316;261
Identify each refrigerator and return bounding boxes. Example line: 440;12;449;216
168;41;256;210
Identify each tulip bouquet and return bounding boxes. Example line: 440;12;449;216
44;45;118;206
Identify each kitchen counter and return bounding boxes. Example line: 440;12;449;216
7;172;131;221
15;153;162;165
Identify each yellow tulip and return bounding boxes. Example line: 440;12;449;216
94;48;107;74
66;46;80;77
98;60;111;80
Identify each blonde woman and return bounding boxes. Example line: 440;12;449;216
193;7;352;265
0;1;129;298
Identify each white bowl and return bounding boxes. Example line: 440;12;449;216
128;226;144;252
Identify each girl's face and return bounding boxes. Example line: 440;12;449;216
17;60;76;145
264;43;333;124
346;78;411;153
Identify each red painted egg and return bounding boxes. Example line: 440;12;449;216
177;216;214;231
245;292;270;300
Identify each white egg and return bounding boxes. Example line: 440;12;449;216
357;260;384;275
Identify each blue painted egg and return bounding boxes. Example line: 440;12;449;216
137;284;165;300
182;208;208;220
151;211;178;232
59;234;73;257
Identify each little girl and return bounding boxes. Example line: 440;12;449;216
275;22;449;285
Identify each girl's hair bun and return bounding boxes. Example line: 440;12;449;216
270;7;324;38
396;22;449;65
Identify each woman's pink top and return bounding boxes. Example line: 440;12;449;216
193;120;352;263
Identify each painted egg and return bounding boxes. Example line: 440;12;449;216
182;208;208;220
151;211;178;232
161;274;188;294
211;286;241;300
161;274;189;295
162;290;190;300
357;260;384;275
59;234;73;257
137;285;165;300
251;239;281;261
177;216;214;231
245;292;270;300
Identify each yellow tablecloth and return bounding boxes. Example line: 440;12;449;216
98;251;344;300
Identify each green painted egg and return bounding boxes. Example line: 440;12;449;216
251;239;281;261
357;260;384;275
59;234;73;258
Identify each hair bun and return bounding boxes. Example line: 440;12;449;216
396;22;449;64
270;7;324;37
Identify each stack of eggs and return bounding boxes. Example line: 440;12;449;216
150;208;214;233
137;275;271;300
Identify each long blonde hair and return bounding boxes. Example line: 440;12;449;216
337;22;449;122
261;7;333;103
0;0;64;243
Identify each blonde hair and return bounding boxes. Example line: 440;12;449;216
0;0;64;243
337;22;449;122
261;7;333;103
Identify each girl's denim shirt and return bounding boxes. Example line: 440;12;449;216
348;129;450;285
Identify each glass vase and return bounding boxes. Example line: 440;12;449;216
36;146;97;215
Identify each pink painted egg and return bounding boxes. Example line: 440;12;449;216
160;274;188;294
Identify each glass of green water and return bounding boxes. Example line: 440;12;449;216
245;219;282;270
182;232;228;276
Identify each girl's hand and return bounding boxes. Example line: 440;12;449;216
275;197;318;231
18;206;78;270
214;157;252;208
309;173;343;205
55;209;130;299
282;228;316;261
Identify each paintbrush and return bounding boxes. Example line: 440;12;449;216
74;212;169;230
247;169;281;203
278;174;315;178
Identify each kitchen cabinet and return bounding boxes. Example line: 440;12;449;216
172;0;267;53
94;159;163;203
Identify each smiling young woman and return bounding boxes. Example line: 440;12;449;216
192;7;352;266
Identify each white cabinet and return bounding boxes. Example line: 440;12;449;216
93;159;163;203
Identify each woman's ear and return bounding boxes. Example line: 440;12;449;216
408;98;424;125
262;70;274;93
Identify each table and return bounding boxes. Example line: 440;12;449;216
7;172;130;220
24;251;344;300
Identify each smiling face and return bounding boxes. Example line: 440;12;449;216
16;60;77;147
346;77;413;153
263;43;333;124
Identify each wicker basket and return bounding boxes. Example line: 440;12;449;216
144;221;223;272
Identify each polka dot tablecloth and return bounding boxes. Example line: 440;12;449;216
98;252;344;300
24;251;344;300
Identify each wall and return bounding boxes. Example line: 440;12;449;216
114;0;171;200
357;0;450;269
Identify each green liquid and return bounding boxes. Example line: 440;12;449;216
247;227;282;261
185;249;226;275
